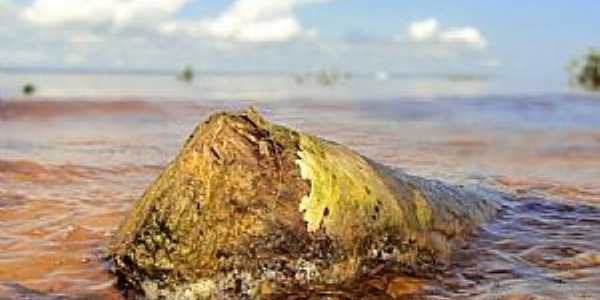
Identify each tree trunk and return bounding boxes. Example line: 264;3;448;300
108;108;499;299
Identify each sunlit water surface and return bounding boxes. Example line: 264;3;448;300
0;72;600;299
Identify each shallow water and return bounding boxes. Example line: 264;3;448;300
1;94;600;299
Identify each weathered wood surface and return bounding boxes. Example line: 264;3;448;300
108;108;499;299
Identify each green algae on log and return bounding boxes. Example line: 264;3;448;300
108;108;500;299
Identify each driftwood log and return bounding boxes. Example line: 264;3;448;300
108;108;500;299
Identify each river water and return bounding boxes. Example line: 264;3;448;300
0;72;599;299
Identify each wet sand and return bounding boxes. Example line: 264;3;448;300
1;96;599;299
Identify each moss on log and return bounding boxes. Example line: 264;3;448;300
108;108;499;299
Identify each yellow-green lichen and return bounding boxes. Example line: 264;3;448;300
412;189;433;229
295;134;409;248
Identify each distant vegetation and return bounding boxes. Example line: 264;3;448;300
177;65;194;82
22;83;36;96
293;67;350;86
568;49;600;91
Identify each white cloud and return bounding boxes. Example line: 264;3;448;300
161;0;329;42
69;32;104;45
0;1;497;73
407;18;438;42
22;0;188;28
440;27;486;48
0;0;13;9
0;0;17;17
19;0;330;43
406;18;487;49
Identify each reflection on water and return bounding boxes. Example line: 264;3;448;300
1;93;600;299
445;198;600;299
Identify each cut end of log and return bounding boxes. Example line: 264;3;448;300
108;107;499;299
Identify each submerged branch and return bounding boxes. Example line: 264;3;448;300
108;108;500;299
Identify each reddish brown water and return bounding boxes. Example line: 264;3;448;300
1;96;599;299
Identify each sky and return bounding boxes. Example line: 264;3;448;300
1;0;599;84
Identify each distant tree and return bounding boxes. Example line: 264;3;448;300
177;65;194;82
291;67;348;86
569;49;600;91
22;83;36;96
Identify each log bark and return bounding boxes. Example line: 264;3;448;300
108;108;499;299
